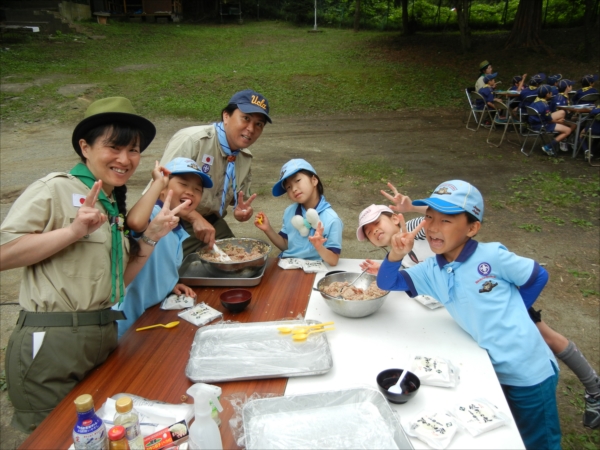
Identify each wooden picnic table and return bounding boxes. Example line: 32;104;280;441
19;258;315;450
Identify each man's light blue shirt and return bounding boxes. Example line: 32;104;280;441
114;203;189;339
278;196;342;260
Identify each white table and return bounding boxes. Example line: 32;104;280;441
286;243;525;449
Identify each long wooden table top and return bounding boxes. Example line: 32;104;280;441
20;258;315;450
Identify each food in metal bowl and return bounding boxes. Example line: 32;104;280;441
197;238;271;278
323;280;387;300
317;272;389;318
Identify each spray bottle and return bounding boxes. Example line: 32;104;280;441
186;383;223;450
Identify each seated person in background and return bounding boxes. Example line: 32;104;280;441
519;73;545;114
116;157;213;338
573;74;599;104
475;60;495;92
510;74;527;91
546;74;563;112
581;107;600;161
553;79;574;109
529;85;573;156
476;73;497;111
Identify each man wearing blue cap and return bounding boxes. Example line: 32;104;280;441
158;89;272;255
377;180;562;449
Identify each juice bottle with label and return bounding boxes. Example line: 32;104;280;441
108;425;130;450
73;394;108;450
114;396;145;450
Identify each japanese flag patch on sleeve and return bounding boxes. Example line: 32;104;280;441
72;193;86;207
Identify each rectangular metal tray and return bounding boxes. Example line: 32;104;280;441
178;253;266;287
242;387;413;449
185;320;333;383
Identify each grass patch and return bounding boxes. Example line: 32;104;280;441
518;224;542;232
561;386;600;449
0;22;468;124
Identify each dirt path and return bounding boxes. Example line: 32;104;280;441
1;110;598;447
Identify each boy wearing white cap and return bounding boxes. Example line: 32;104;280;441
377;180;562;449
117;157;213;337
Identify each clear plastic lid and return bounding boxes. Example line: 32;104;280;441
74;394;94;412
115;396;133;413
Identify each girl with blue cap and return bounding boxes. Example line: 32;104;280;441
253;159;342;266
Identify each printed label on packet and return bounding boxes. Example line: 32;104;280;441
178;302;222;326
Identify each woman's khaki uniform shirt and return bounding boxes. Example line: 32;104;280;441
0;172;129;312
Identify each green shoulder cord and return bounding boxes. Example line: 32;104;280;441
70;163;125;303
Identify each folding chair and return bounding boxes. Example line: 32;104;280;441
466;89;495;132
575;92;600;106
486;99;523;147
520;106;558;156
578;114;600;166
518;95;537;134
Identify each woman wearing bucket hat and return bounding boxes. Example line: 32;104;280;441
0;97;187;432
158;89;272;255
475;60;495;92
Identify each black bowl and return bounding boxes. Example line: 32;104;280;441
376;368;420;404
220;289;252;313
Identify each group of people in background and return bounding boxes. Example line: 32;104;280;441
1;84;599;450
475;60;599;158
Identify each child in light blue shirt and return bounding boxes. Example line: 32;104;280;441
254;159;342;266
115;157;213;338
377;180;561;449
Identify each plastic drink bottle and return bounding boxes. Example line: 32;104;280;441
73;394;108;450
108;425;130;450
114;396;144;450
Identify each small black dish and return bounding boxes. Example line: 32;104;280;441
376;368;421;404
220;289;252;313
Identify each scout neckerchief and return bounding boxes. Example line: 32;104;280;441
581;86;592;93
559;92;570;105
534;97;548;103
70;163;125;303
215;122;240;216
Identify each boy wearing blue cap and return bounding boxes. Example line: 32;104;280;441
528;85;572;156
254;159;342;266
573;74;599;104
116;157;213;337
377;180;562;448
476;74;497;111
158;89;271;256
519;73;545;113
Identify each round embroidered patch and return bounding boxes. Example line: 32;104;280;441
477;262;491;276
202;164;210;173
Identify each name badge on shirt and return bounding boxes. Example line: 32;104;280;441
73;193;86;207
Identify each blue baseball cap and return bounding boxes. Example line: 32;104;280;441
228;89;272;123
483;73;497;83
272;159;317;197
548;74;562;84
538;85;552;97
581;74;598;87
530;73;546;85
558;79;574;91
413;180;484;221
512;75;523;84
165;157;213;188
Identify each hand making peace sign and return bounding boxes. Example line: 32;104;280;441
233;191;257;222
144;190;191;242
388;214;426;263
70;180;108;239
380;182;415;214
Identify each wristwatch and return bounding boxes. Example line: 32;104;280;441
140;234;158;247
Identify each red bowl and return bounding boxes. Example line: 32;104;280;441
220;289;252;313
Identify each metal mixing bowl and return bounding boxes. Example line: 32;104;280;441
198;238;271;278
316;272;389;318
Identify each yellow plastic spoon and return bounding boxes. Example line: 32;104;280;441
277;321;334;334
292;327;335;341
136;321;180;332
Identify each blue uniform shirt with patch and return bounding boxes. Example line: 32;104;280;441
378;240;557;387
528;99;556;132
573;87;598;104
278;196;342;260
476;86;494;109
114;202;189;338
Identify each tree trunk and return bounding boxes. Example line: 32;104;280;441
505;0;545;50
401;0;410;36
583;0;598;60
354;0;361;32
455;0;471;52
